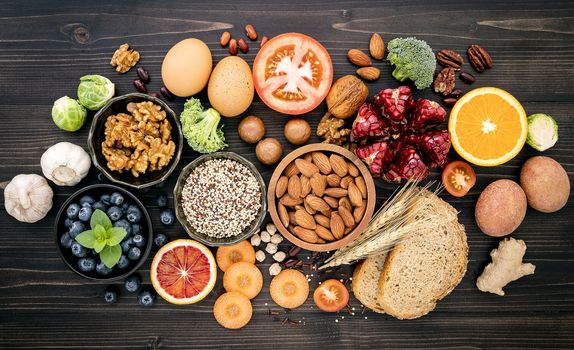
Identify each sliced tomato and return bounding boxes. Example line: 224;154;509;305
442;160;477;197
253;33;333;115
313;279;349;312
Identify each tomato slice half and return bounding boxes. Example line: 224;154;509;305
442;160;477;197
253;33;333;115
313;279;349;312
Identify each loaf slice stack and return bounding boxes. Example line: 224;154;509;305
352;252;387;314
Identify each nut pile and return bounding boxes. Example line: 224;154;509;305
346;33;385;81
219;24;268;55
275;151;368;244
181;158;262;238
250;223;287;276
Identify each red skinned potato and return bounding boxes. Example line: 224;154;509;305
520;156;570;213
475;179;527;237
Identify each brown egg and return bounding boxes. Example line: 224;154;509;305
161;38;212;97
284;118;311;145
238;116;265;144
256;138;283;165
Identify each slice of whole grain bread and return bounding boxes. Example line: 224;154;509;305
352;252;387;314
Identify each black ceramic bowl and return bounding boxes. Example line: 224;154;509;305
88;93;183;189
55;184;153;281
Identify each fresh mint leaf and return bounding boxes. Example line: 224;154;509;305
75;230;95;248
90;209;112;230
106;227;128;246
100;244;121;268
94;239;106;253
94;225;107;242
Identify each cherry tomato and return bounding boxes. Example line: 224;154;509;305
313;279;349;312
253;33;333;115
442;160;477;197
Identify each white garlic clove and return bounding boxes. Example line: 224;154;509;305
260;231;271;243
269;262;282;276
270;234;283;245
265;243;278;255
255;250;266;262
40;142;91;186
273;251;287;262
266;223;277;234
250;233;261;246
4;174;54;223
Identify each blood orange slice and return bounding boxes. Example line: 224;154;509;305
151;239;217;305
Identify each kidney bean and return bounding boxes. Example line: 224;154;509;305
160;86;173;100
136;67;150;83
133;79;147;93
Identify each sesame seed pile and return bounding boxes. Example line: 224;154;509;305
181;158;262;238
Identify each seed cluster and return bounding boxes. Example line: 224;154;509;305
181;159;261;238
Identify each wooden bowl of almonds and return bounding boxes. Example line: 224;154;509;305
268;143;376;252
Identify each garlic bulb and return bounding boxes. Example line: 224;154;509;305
4;174;53;223
41;142;91;186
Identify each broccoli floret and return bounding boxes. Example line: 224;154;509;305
180;98;227;153
386;37;436;90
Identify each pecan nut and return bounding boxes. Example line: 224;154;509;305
436;49;463;70
434;67;456;96
467;44;493;73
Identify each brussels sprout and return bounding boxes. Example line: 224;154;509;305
51;96;87;132
526;113;558;152
77;75;115;110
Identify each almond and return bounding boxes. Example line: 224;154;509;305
284;162;300;177
295;208;316;229
306;194;330;212
356;67;380;81
323;196;339;209
315;225;335;241
355;176;367;199
338;206;355;228
330;212;346;240
287;175;302;198
288;211;297;225
314;214;331;229
369;33;385;60
347;162;359;177
280;194;303;207
347;49;372;67
295;158;319;178
310;173;326;197
300;175;311;197
278;203;290;227
353;202;367;222
340;175;354;189
304;199;316;215
275;176;288;198
326;174;341;187
311;152;331;174
304;153;313;163
324;188;348;198
292;226;318;243
329;154;348;177
348;183;363;207
339;197;353;212
316;237;326;244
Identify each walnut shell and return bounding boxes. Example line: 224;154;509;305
326;75;369;119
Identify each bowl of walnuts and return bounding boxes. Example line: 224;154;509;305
88;93;183;189
268;143;376;251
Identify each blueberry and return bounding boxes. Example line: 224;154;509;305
114;219;132;236
79;195;96;206
121;237;133;253
156;194;168;208
132;234;146;248
107;206;123;221
160;209;175;225
60;232;73;249
97;173;106;182
124;274;141;293
126;206;143;223
127;247;142;261
100;193;111;205
69;221;86;238
155;181;166;189
78;257;96;272
104;286;120;304
71;242;87;258
153;233;169;247
96;262;113;275
131;224;142;236
110;192;124;206
117;255;130;269
121;203;130;213
93;201;108;212
78;207;93;222
64;218;74;229
66;203;81;219
138;289;155;307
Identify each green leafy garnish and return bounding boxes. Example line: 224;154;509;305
75;209;127;268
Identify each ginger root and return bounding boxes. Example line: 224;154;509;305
477;238;535;296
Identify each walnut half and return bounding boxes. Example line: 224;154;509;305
110;43;140;73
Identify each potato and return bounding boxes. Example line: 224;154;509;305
475;179;527;237
520;156;570;213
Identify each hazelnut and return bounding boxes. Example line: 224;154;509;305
284;118;311;145
256;138;283;165
238;115;265;144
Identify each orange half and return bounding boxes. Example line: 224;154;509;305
448;87;527;166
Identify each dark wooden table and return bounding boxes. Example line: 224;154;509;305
1;1;572;348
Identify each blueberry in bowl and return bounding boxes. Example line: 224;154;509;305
55;184;153;281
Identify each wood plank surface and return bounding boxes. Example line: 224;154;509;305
0;0;572;348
